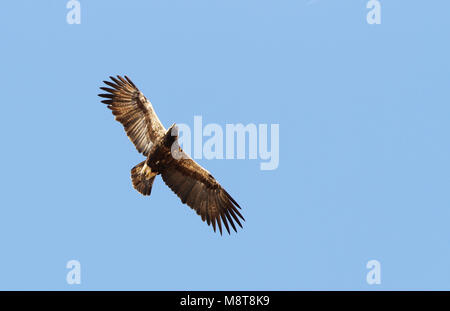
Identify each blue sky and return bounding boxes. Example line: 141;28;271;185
0;0;449;290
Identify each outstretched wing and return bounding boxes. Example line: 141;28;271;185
160;156;245;235
99;75;166;156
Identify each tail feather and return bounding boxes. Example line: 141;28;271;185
131;161;156;196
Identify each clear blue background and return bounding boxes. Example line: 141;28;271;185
0;0;449;290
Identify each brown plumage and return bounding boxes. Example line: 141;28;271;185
99;75;244;234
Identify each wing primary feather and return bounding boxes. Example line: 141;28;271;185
211;214;216;232
216;191;237;232
225;211;237;232
125;75;137;88
206;209;211;226
223;206;237;233
100;87;117;93
216;193;231;234
98;93;114;98
228;207;243;228
198;192;208;222
228;203;244;222
117;75;129;85
224;189;241;209
224;200;243;228
110;76;126;87
103;80;120;90
206;189;222;235
216;210;223;235
219;191;244;226
219;211;231;235
200;199;207;222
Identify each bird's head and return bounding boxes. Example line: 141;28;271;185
163;123;179;147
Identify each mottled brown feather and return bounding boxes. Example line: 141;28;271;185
98;75;165;156
159;156;244;234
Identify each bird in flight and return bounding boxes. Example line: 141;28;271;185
99;76;244;234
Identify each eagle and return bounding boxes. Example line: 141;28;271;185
99;76;244;234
